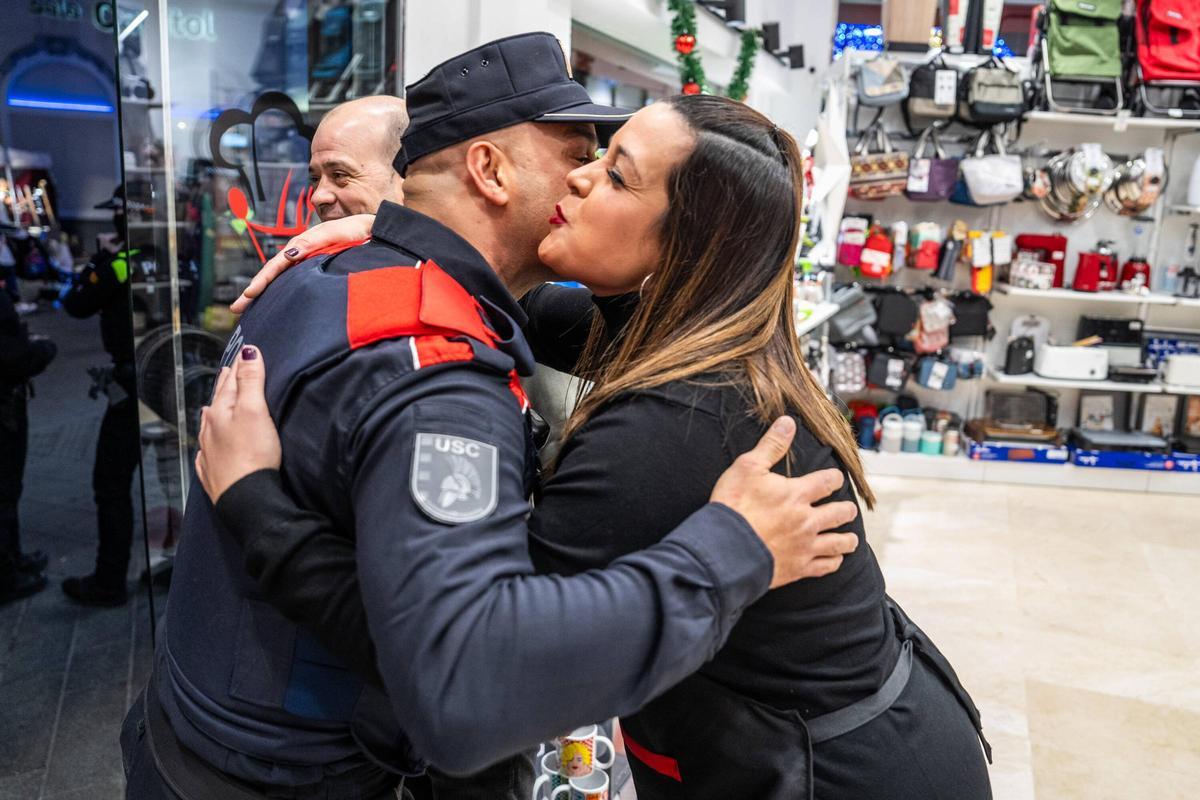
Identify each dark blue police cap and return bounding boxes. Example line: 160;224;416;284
394;32;633;176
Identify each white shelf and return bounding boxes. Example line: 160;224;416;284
985;367;1164;393
1164;383;1200;396
1176;297;1200;309
863;448;1198;494
993;284;1179;306
1024;110;1200;132
860;449;986;481
794;302;839;337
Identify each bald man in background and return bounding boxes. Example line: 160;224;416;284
309;95;408;220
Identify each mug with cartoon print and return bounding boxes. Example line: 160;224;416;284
555;725;615;778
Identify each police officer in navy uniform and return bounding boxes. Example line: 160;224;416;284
0;281;56;605
60;186;143;606
120;32;860;799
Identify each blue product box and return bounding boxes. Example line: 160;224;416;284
966;438;1071;464
1073;450;1200;472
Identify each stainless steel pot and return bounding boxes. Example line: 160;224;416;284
1038;146;1115;223
1104;152;1169;217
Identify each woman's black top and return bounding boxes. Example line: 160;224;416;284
215;284;896;720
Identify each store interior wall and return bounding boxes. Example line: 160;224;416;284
404;0;833;138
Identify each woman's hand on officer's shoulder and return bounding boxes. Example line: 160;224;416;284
231;214;376;314
195;345;282;504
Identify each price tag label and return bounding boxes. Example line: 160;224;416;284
1082;142;1105;171
934;70;958;106
1145;147;1165;177
971;234;992;268
991;234;1013;266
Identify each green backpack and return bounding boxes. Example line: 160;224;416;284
1046;0;1123;78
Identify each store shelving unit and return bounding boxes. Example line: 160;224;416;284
993;284;1180;306
822;48;1200;495
983;367;1197;395
860;449;1199;494
795;302;840;338
1024;109;1200;132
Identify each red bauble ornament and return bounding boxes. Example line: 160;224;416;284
682;81;702;95
675;34;696;55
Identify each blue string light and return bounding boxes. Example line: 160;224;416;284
833;22;1016;58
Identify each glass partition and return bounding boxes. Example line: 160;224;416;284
113;0;404;621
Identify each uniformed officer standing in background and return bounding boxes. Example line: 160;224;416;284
59;186;142;606
0;279;56;605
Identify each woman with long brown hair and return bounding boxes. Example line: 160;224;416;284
199;95;991;798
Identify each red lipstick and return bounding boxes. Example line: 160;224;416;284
549;204;567;225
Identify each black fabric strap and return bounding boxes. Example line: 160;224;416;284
805;639;914;744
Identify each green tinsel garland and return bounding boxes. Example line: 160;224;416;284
726;28;760;102
668;0;706;92
667;0;760;101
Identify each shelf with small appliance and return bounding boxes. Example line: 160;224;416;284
859;447;1197;494
984;366;1168;394
993;283;1180;306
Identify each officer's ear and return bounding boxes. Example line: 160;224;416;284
463;140;513;208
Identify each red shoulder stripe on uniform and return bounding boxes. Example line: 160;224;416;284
622;733;683;782
346;260;497;351
412;335;474;369
508;370;529;413
306;237;371;259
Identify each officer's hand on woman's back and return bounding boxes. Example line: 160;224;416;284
231;214;377;314
709;416;859;590
195;346;281;504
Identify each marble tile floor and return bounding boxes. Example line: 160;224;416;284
863;475;1200;800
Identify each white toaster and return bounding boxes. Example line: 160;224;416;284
1034;345;1109;381
1164;354;1200;387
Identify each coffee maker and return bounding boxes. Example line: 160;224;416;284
1074;240;1119;292
1015;233;1069;287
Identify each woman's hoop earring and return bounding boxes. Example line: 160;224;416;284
639;274;653;296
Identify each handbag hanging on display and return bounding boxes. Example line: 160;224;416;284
947;292;994;339
868;350;913;391
850;124;910;201
952;128;1023;206
912;296;956;354
957;56;1026;125
916;356;958;390
906;125;959;201
829;284;880;344
857;57;910;107
833;350;869;393
874;289;920;338
905;55;959;129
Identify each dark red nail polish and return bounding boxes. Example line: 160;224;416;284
241;346;257;361
284;247;300;258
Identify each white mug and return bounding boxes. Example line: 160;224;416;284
531;752;569;800
555;725;614;778
551;770;609;800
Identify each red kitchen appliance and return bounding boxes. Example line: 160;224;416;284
1015;233;1068;287
1073;241;1119;292
1119;224;1152;291
1120;258;1152;290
